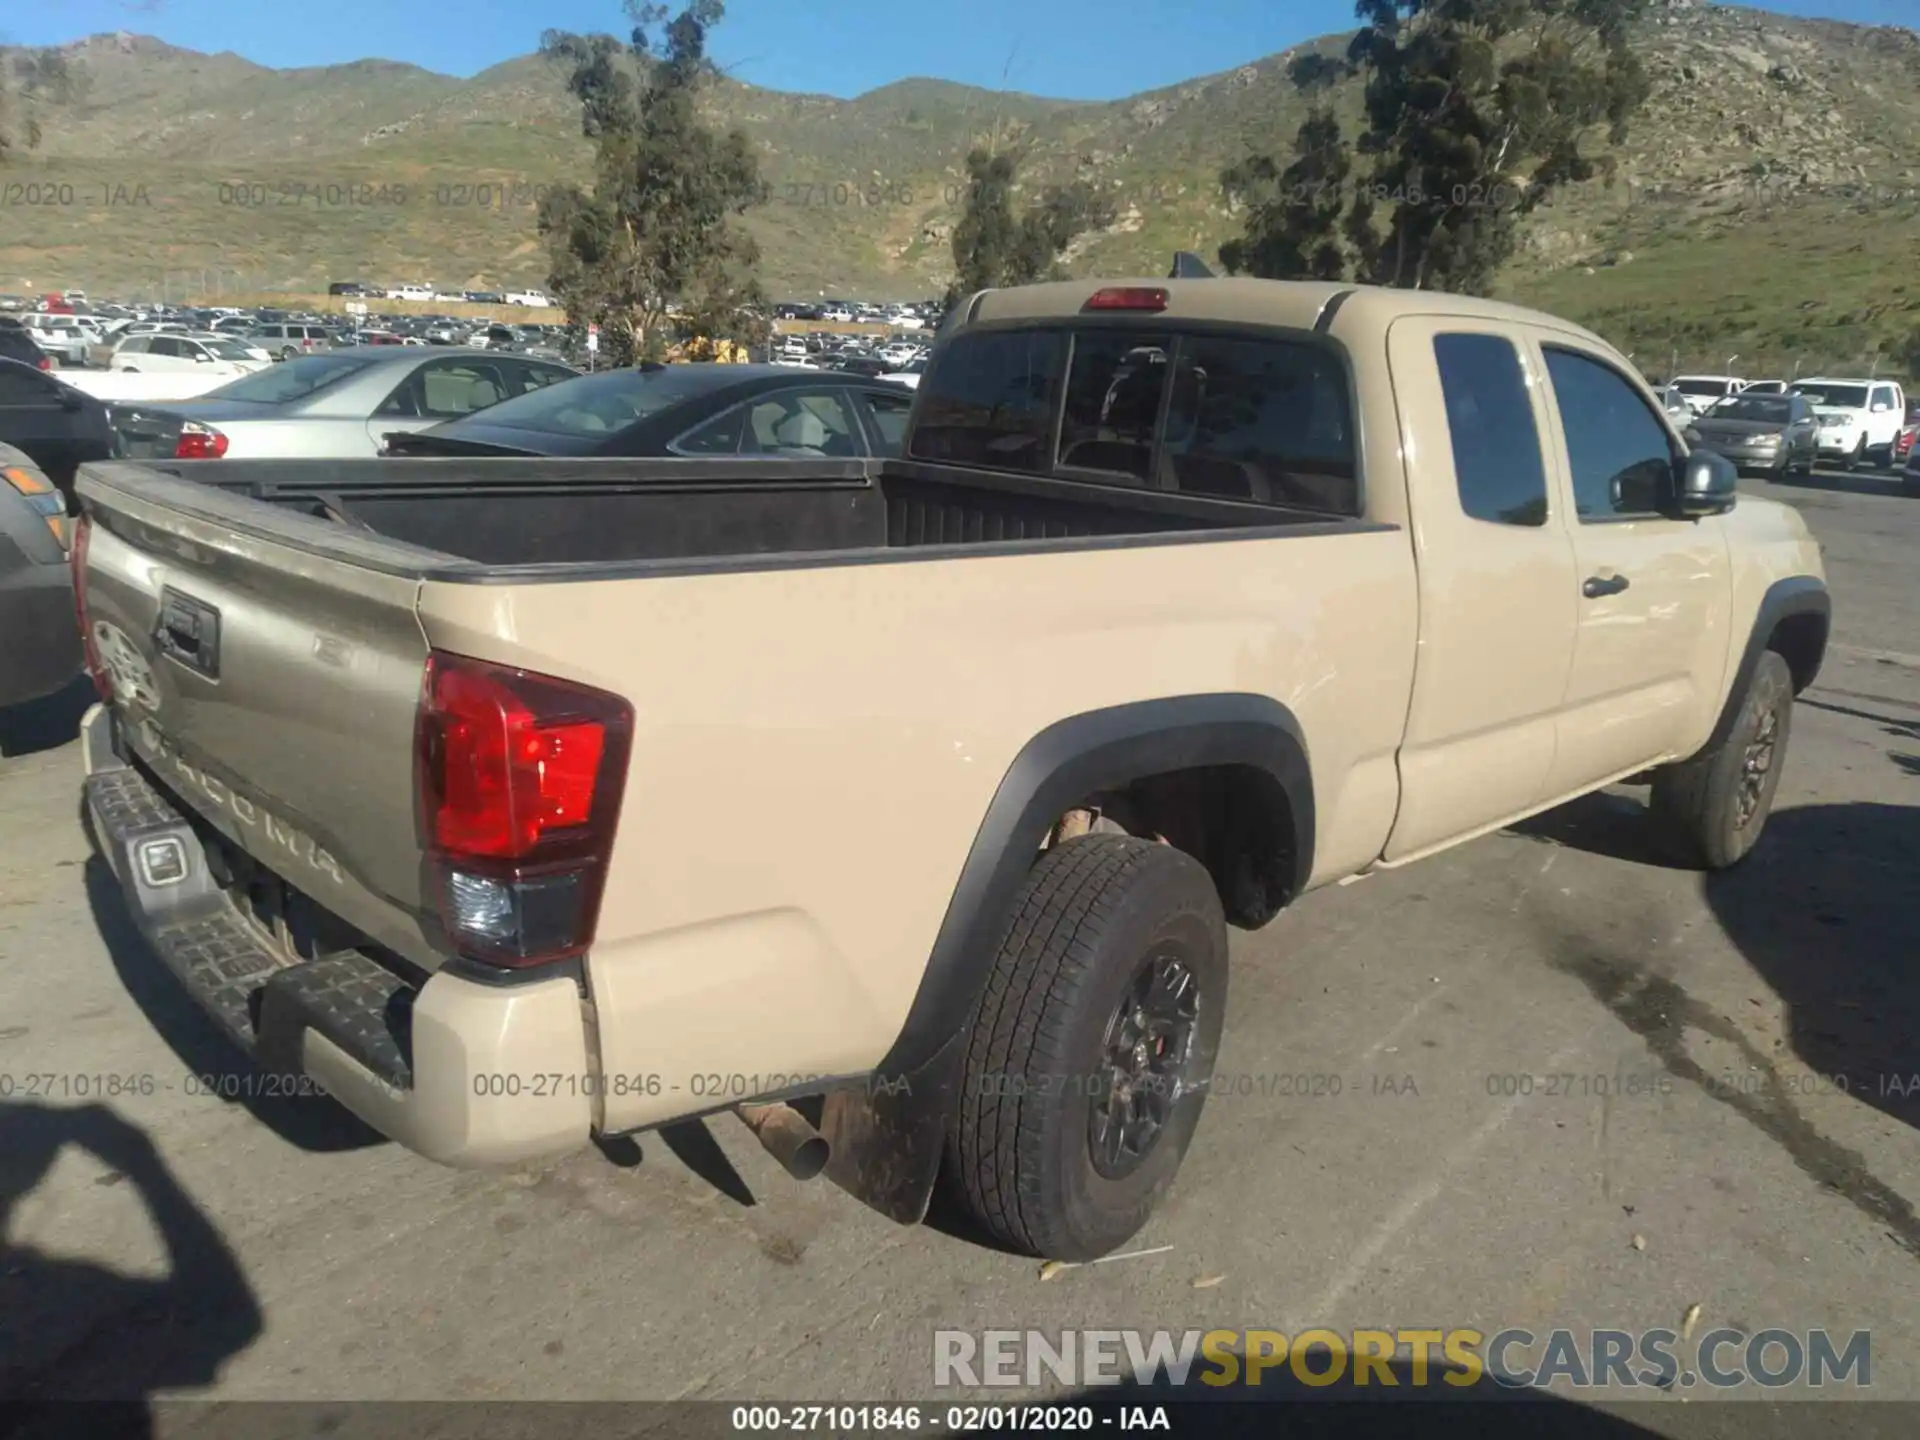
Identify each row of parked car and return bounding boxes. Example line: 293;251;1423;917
10;304;578;372
1659;373;1916;476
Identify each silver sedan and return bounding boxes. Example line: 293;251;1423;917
109;346;580;461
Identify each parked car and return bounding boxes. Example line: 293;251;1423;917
1666;374;1749;417
0;320;53;373
1792;377;1907;470
110;332;270;379
70;267;1827;1262
1891;400;1920;464
251;322;337;361
880;360;926;390
383;363;915;459
1902;432;1920;497
0;442;80;710
109;347;579;460
22;314;107;369
1684;391;1818;477
828;354;892;379
0;355;115;503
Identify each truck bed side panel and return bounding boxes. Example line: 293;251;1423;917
417;526;1418;1133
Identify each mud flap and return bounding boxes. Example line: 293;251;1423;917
818;1034;964;1226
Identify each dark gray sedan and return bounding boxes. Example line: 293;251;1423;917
1685;392;1818;478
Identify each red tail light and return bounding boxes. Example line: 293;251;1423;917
415;651;633;968
1084;286;1169;312
174;421;228;460
36;356;52;371
71;513;112;702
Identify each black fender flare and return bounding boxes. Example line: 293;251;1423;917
819;693;1313;1224
1700;575;1830;754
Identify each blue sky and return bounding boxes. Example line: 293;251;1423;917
11;0;1916;98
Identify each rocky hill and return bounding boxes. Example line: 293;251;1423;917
4;2;1919;373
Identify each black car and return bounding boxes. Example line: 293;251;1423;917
829;354;892;379
0;321;52;373
1685;392;1818;478
0;357;115;505
0;441;81;710
383;363;916;459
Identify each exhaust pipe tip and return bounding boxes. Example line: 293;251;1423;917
738;1101;830;1182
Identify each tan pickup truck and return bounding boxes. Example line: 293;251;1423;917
72;268;1828;1261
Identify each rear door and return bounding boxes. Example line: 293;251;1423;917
1533;339;1731;795
858;386;914;456
0;362;82;486
1382;317;1580;861
365;357;510;450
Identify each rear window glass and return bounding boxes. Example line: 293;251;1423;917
460;365;741;438
1058;334;1171;482
907;330;1064;472
1161;336;1357;513
204;353;376;402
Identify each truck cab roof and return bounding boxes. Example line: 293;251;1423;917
958;275;1616;355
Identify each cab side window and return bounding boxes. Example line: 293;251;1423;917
1542;347;1678;521
1433;333;1548;526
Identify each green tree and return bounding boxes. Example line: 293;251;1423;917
1220;0;1651;295
1220;54;1353;280
945;144;1115;305
0;47;76;164
538;1;767;364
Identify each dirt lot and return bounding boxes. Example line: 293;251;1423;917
2;463;1917;1437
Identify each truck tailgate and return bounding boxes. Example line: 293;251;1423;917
77;461;454;971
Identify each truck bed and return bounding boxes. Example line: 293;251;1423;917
95;455;1360;570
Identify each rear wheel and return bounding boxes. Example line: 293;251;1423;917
946;835;1228;1261
1650;651;1793;869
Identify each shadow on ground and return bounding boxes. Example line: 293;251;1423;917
82;857;383;1154
1704;801;1920;1132
0;1101;263;1435
0;675;93;760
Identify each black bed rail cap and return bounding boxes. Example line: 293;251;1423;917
1168;251;1217;279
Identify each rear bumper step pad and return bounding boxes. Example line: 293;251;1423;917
85;758;416;1091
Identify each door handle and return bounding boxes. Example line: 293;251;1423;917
1583;574;1630;599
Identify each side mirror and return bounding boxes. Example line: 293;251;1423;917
1675;449;1738;518
194;352;211;363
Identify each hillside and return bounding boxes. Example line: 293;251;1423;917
4;2;1920;373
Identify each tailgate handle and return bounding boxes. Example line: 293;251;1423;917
155;589;222;679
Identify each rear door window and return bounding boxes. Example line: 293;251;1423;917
1433;333;1548;526
907;329;1064;472
861;387;914;456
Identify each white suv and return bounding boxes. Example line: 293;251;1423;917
1794;378;1907;470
